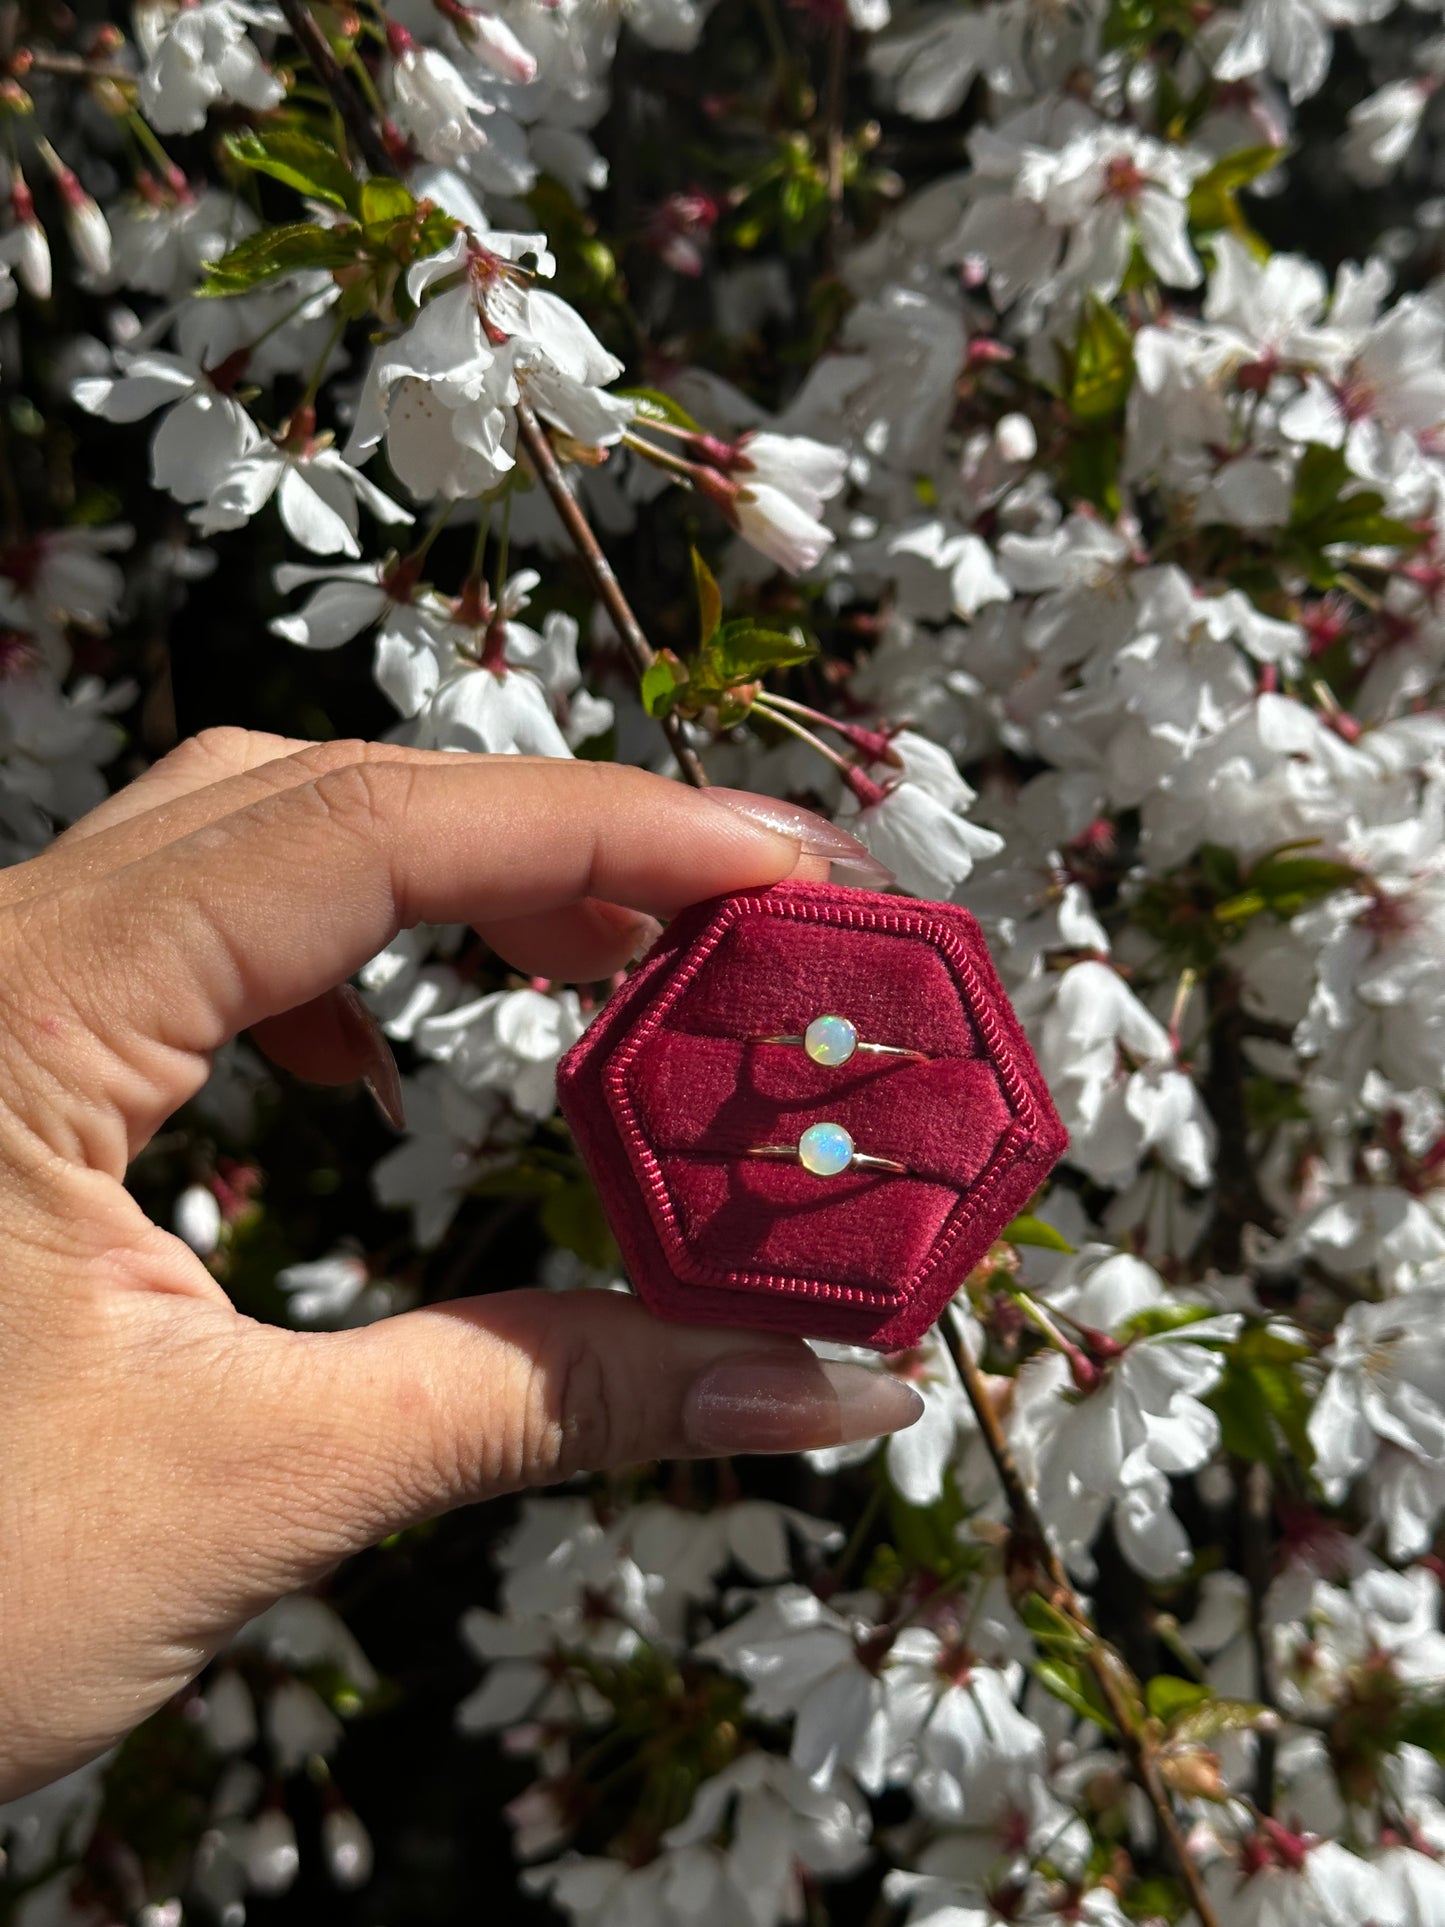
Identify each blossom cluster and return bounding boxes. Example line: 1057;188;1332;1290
3;0;1445;1924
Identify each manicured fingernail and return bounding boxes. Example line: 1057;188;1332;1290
336;984;406;1132
826;854;896;890
626;912;665;962
682;1351;924;1454
704;788;895;889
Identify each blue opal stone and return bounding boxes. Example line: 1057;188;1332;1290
804;1013;858;1066
798;1121;855;1176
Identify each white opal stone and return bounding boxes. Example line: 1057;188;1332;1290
804;1013;857;1066
798;1121;854;1176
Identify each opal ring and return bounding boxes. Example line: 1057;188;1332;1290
753;1013;927;1067
745;1121;908;1178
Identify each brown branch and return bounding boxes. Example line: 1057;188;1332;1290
273;0;394;178
13;50;134;84
274;0;707;789
512;400;709;789
939;1317;1220;1927
823;19;848;210
1200;963;1282;1269
1239;1458;1279;1814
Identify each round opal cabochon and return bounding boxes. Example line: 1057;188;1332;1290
804;1013;858;1066
798;1121;855;1176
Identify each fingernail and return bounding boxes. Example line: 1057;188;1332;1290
682;1351;924;1455
704;788;895;889
626;912;665;962
336;984;407;1132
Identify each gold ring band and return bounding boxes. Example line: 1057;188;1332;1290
745;1123;909;1178
751;1013;927;1067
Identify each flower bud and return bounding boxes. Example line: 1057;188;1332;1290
322;1808;374;1889
173;1183;222;1255
1160;1746;1227;1800
9;179;50;299
53;162;111;278
243;1808;300;1897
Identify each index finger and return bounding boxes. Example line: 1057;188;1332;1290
15;756;819;1166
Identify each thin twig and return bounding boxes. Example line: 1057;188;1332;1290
275;0;708;790
273;0;393;177
939;1317;1220;1927
823;18;848;210
1201;964;1281;1269
1239;1458;1279;1813
14;50;134;84
514;400;708;788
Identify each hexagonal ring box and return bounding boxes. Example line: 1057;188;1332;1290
557;881;1067;1351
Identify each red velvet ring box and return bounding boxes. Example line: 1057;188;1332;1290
556;881;1067;1351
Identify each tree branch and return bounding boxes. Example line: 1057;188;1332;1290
939;1316;1220;1927
273;0;708;789
1201;963;1281;1270
512;401;708;788
273;0;394;177
13;50;134;84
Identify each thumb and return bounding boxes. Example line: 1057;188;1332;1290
240;1291;924;1577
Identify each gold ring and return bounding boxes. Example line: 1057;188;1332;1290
752;1014;926;1067
745;1123;908;1178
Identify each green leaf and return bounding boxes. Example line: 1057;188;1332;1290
1399;1700;1445;1762
1172;1696;1274;1744
540;1177;620;1271
1212;889;1267;925
640;649;689;720
1245;1076;1311;1129
1198;843;1243;899
1245;851;1360;914
1034;1658;1117;1733
1123;1876;1189;1923
1068;428;1122;518
201;221;364;294
886;1474;976;1582
1209;1362;1281;1463
360;178;416;226
1146;1675;1213;1724
862;1541;906;1597
1216;844;1360;923
1253;1359;1316;1469
1117;1304;1216;1341
1291;443;1354;526
691;546;722;648
1231;1323;1313;1367
417;206;463;257
1003;1214;1075;1253
1018;1593;1090;1660
1069;295;1136;423
1207;1332;1314;1469
1102;0;1200;55
618;387;702;433
1188;145;1283;234
1289;442;1422;560
703;618;816;687
224;129;359;213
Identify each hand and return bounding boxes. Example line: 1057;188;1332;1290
0;730;922;1800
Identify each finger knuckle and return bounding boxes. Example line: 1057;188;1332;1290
178;726;264;777
282;738;379;782
541;1331;620;1481
309;759;399;840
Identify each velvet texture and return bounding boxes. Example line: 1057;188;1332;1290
557;882;1068;1350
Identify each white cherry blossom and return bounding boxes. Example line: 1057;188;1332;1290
699;1587;911;1792
135;0;285;134
1309;1290;1445;1523
1013;1254;1241;1578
